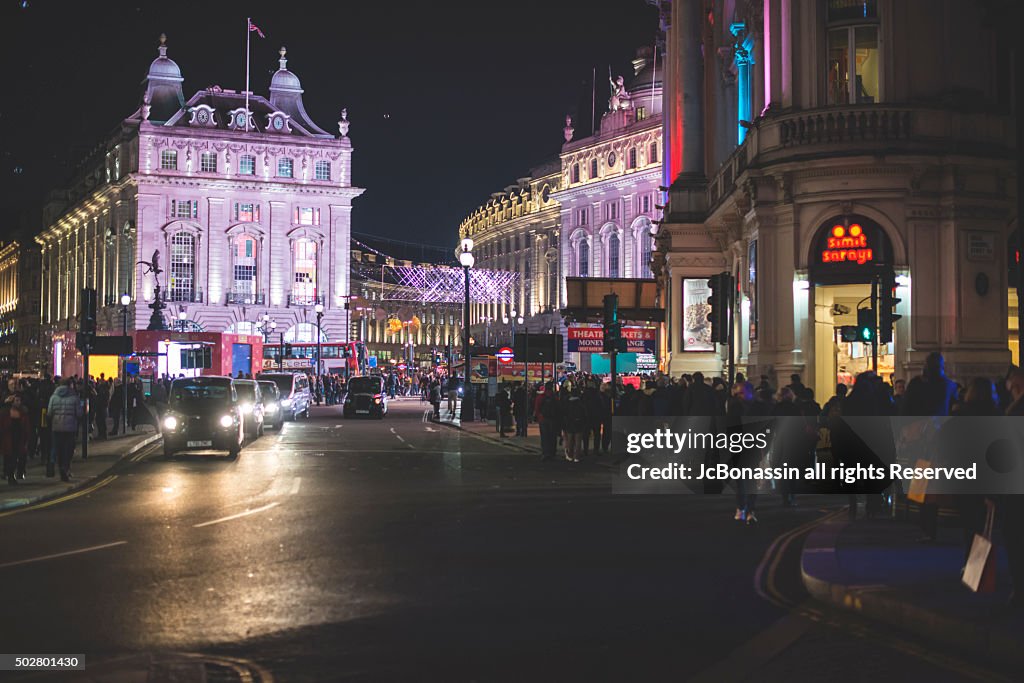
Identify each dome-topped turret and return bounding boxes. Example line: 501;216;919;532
148;34;183;80
142;34;185;123
625;46;663;116
270;47;303;93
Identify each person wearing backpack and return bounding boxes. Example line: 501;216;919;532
535;382;560;461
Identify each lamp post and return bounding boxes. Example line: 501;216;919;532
458;238;475;422
314;303;324;379
120;292;131;436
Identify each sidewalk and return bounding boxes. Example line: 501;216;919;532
0;427;160;512
436;400;543;454
801;517;1024;666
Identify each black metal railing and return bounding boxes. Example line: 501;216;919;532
226;292;266;305
166;289;204;303
287;294;324;307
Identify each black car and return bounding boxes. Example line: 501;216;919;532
343;375;388;419
258;380;284;430
233;379;265;439
161;376;245;458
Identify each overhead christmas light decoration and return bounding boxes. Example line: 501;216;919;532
383;265;518;304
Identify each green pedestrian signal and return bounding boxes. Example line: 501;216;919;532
857;307;875;343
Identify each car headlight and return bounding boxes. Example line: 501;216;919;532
240;402;253;415
266;402;278;413
281;398;293;407
219;414;234;428
457;387;464;395
163;415;178;431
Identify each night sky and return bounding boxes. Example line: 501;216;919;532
1;0;659;247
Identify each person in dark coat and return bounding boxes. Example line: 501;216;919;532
1;393;31;484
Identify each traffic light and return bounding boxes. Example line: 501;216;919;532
856;307;875;343
706;272;732;344
878;273;901;343
603;293;622;352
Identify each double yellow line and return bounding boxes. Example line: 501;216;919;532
0;442;160;519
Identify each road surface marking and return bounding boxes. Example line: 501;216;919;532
0;540;128;570
0;475;119;519
193;502;281;528
290;477;302;495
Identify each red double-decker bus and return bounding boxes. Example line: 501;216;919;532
262;340;368;376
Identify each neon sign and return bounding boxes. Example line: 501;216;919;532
821;223;873;265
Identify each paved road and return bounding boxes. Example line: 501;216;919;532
0;400;1011;682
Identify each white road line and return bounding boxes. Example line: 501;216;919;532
290;477;302;495
193;502;281;528
389;427;397;434
0;541;128;570
395;435;406;443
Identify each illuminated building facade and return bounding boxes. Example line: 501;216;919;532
654;0;1017;390
458;161;563;340
554;48;663;295
35;37;363;374
0;214;43;373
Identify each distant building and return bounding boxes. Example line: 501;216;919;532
458;161;562;343
0;211;43;375
349;234;464;368
35;36;362;376
655;0;1017;389
554;48;663;290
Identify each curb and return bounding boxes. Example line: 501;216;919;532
435;417;617;469
0;432;162;513
800;520;1024;668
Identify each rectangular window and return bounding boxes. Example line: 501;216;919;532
291;239;318;302
590;158;598;179
239;155;256;175
314;160;331;181
627;148;637;169
610;202;618;220
234;203;259;223
827;19;879;105
294;206;321;226
160;150;177;170
169;232;195;301
170;200;198;219
277;157;293;178
649;143;658;164
577;209;588;226
200;152;217;173
642;195;650;213
571;164;580;183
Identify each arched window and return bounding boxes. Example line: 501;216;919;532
291;238;318;305
169;232;195;301
608;233;620;278
578;240;589;277
231;234;258;302
640;232;653;278
284;322;327;343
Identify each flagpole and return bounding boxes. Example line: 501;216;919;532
245;17;251;131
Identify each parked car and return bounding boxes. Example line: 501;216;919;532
161;376;244;458
232;379;265;439
257;373;312;420
343;375;388;419
258;380;284;430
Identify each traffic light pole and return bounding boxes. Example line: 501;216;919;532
871;277;879;373
279;332;284;372
728;288;736;387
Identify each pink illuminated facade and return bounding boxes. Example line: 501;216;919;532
36;37;363;372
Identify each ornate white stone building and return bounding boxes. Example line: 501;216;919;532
459;161;563;340
36;36;363;369
554;49;663;293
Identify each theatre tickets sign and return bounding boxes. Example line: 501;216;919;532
567;324;656;354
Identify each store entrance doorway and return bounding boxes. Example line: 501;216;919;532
812;283;895;394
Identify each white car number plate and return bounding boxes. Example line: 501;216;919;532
356;410;369;414
187;440;213;447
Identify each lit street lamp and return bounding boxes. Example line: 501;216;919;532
458;238;475;422
176;309;188;332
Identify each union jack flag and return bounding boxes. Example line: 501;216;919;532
248;20;265;38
